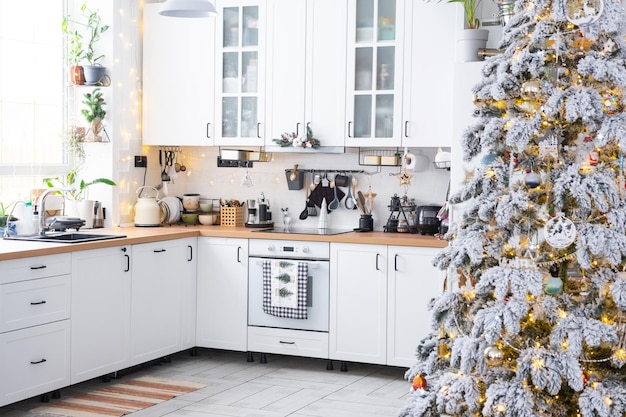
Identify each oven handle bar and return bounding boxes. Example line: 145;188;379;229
254;260;321;269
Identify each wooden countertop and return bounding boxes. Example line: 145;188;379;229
0;225;447;261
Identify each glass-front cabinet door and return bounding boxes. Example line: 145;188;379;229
214;1;265;146
346;0;404;147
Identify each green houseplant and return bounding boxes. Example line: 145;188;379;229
81;88;107;141
44;169;116;202
428;0;488;61
62;13;85;85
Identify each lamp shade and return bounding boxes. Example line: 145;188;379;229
159;0;217;17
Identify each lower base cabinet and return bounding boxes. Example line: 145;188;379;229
330;243;444;367
330;243;387;365
131;238;197;364
71;246;131;384
387;246;444;367
0;320;71;406
196;237;248;351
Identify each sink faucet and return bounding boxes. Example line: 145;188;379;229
39;188;74;236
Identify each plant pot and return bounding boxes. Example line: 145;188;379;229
86;118;105;142
456;29;489;62
69;65;85;85
83;65;107;86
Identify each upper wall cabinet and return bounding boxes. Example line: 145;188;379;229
401;2;456;148
142;4;216;146
265;0;348;149
345;0;405;147
345;0;456;148
213;0;266;147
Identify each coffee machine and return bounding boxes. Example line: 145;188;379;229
245;192;273;228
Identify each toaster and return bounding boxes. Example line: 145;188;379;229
416;205;442;235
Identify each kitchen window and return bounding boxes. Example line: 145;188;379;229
0;0;68;203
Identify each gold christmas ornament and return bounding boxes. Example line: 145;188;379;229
484;344;504;366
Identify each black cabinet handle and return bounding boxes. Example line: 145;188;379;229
296;122;301;137
124;254;130;272
187;245;193;262
256;123;261;138
153;249;166;253
237;246;242;263
30;358;47;365
348;121;353;138
404;121;409;138
30;300;47;305
375;253;380;271
30;265;47;270
279;341;295;345
394;254;399;271
121;247;127;252
206;122;211;138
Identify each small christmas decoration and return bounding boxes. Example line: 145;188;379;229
525;171;541;188
395;169;413;186
601;92;619;114
544;264;564;295
544;213;577;249
582;371;590;385
484;344;504;366
411;374;427;391
273;125;320;149
564;0;604;26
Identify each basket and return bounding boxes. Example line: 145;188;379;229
220;206;243;226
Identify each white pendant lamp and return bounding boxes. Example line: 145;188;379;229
159;0;217;18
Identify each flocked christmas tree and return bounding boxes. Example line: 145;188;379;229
399;0;626;415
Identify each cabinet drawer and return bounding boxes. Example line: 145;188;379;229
0;320;71;407
0;275;71;333
0;253;71;285
247;327;329;359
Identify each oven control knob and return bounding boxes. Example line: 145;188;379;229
267;244;275;252
302;246;310;254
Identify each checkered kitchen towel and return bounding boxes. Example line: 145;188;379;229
262;259;308;319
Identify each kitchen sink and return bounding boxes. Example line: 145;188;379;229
4;232;127;244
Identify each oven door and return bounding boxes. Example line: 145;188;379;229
248;258;329;332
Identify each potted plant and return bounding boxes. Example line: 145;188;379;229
81;88;107;141
430;0;489;61
81;2;109;85
61;18;85;85
44;168;116;226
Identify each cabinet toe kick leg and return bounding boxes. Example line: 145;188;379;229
260;353;267;364
246;351;254;362
340;361;348;372
326;359;334;371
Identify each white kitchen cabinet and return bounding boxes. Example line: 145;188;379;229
330;243;387;365
130;238;197;365
196;237;248;351
265;0;348;149
401;2;456;148
345;0;406;147
387;245;443;367
142;3;215;146
70;246;131;384
0;321;71;407
214;0;266;146
0;253;71;407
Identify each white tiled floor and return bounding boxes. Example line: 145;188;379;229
0;349;411;416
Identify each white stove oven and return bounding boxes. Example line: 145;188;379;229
247;239;330;361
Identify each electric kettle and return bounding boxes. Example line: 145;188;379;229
134;186;162;227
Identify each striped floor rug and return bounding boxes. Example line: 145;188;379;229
31;376;206;417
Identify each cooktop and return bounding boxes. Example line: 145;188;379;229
252;227;353;236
